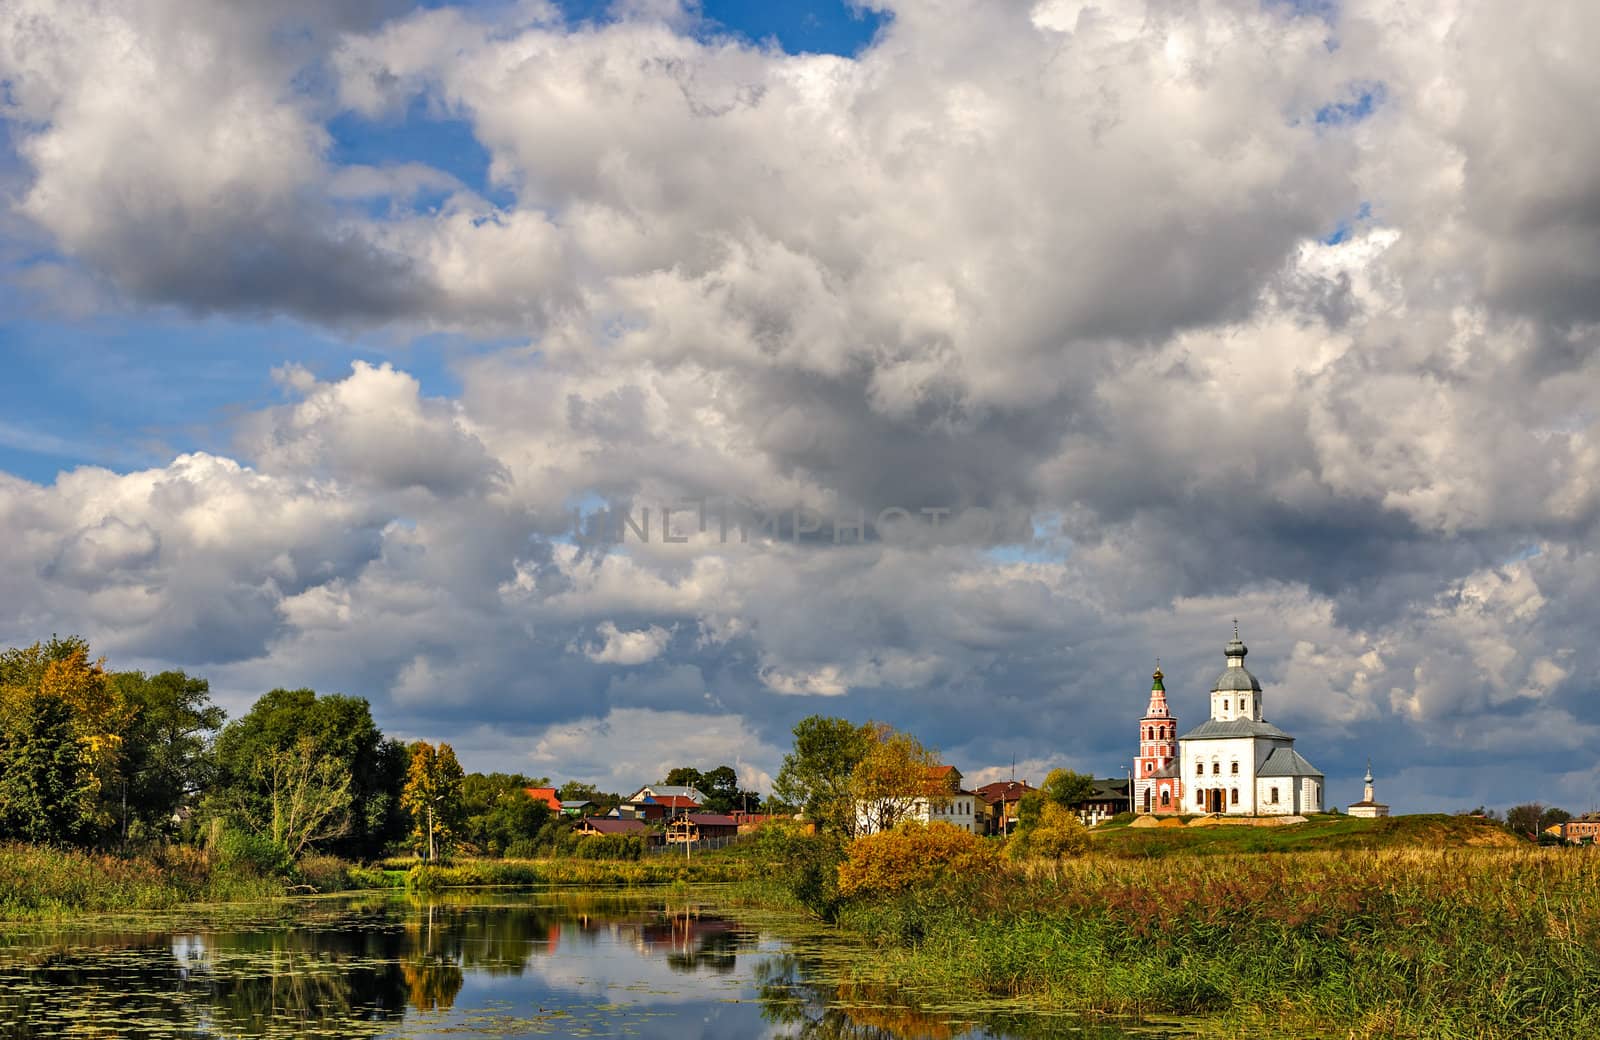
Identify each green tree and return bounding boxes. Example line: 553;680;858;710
1505;803;1545;840
113;670;224;842
403;741;466;861
1541;806;1572;833
0;694;95;844
1016;768;1098;834
773;716;873;838
460;773;550;856
663;766;705;791
211;688;406;858
1007;801;1090;876
0;638;129;845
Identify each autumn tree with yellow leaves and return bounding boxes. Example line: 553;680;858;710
0;637;130;844
402;741;466;861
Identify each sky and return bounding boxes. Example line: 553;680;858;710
2;0;1599;814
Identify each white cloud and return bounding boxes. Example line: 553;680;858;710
581;621;673;665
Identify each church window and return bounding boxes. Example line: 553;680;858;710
1195;762;1203;776
1230;789;1239;805
1212;762;1220;775
1160;791;1170;806
1231;762;1239;775
1270;787;1279;803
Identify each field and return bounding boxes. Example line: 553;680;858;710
820;841;1600;1039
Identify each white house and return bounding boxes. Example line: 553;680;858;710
854;765;981;835
1177;627;1324;816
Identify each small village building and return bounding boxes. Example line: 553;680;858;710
559;800;593;817
666;813;740;843
574;817;648;837
975;780;1036;835
1176;626;1324;816
619;793;701;822
1132;665;1183;814
626;784;710;805
1068;779;1130;826
1345;761;1391;818
1565;813;1600;844
855;765;981;835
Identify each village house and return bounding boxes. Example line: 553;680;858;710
618;787;702;822
665;813;740;844
855;765;980;835
1565;813;1600;844
1069;779;1130;826
975;779;1036;836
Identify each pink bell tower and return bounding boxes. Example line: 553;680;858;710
1133;663;1183;814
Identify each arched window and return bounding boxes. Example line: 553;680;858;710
1212;762;1221;775
1195;762;1203;776
1160;790;1170;806
1230;788;1239;805
1231;762;1239;775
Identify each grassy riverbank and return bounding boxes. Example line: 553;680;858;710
0;840;766;920
0;842;285;919
812;845;1600;1039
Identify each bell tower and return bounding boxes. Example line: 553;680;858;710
1133;663;1181;813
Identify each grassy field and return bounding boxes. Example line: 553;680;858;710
822;843;1600;1039
1087;812;1523;856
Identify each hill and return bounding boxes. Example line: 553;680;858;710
1089;812;1523;856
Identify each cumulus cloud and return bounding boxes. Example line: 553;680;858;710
3;0;1600;811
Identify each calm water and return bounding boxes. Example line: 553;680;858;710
0;890;1188;1039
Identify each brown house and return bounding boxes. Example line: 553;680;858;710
975;780;1037;835
575;817;649;837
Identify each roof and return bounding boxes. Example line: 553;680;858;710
1257;746;1324;778
630;785;709;803
680;813;738;826
524;787;563;811
974;780;1036;804
651;795;701;809
1070;778;1129;805
1212;664;1263;693
560;800;592;809
1148;762;1181;779
577;817;648;834
1178;718;1294;741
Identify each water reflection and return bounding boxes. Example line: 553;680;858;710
0;892;1161;1039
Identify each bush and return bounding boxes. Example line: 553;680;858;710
1006;802;1090;865
571;834;644;860
754;822;846;920
838;822;1001;901
213;828;291;879
293;852;353;892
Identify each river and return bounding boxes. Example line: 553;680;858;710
0;889;1194;1038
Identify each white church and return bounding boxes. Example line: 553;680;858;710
1136;625;1325;816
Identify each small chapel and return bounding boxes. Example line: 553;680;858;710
1134;625;1325;816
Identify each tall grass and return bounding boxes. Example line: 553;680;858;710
0;843;283;920
830;847;1600;1039
365;852;764;892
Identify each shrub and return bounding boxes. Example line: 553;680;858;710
293;852;353;892
213;828;291;879
838;822;1001;901
571;834;644;860
754;822;846;920
1007;801;1089;866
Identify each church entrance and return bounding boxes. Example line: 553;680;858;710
1206;788;1225;813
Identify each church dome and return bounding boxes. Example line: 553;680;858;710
1213;666;1263;692
1212;624;1261;691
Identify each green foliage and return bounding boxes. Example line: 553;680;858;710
0;842;281;918
753;821;846;921
570;834;644;860
663;764;759;813
773;716;872;838
210;688;405;859
460;773;550;856
0;694;95;845
112;669;224;841
838;821;1002;900
1007;801;1090;865
213;826;292;879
